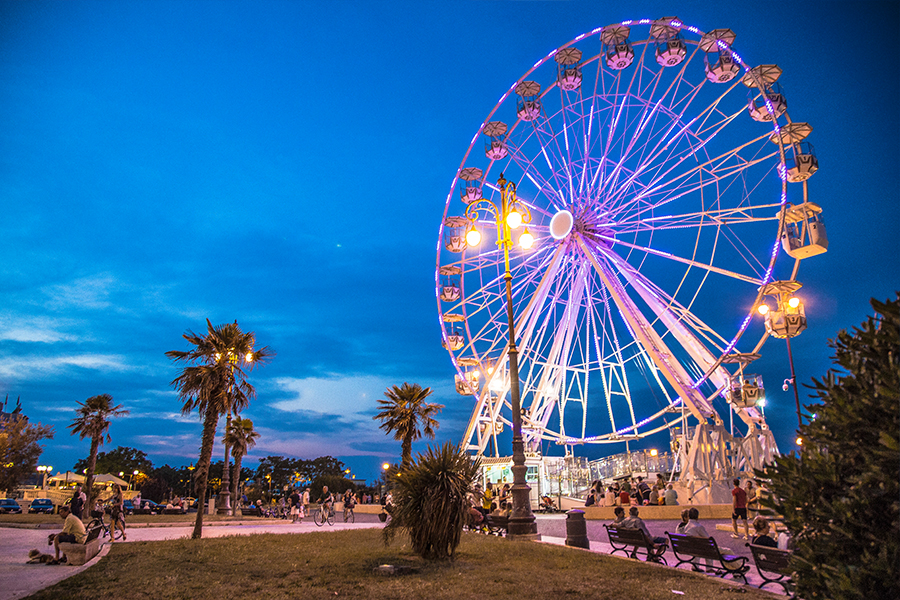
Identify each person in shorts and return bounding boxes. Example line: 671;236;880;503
302;488;310;517
731;478;749;539
289;489;301;523
48;505;86;564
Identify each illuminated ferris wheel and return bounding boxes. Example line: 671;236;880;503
436;18;827;476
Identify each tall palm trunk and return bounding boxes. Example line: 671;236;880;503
231;453;244;517
191;406;219;539
402;438;413;466
84;436;100;513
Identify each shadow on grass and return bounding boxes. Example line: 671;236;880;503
25;529;781;600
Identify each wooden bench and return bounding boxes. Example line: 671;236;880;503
58;526;102;566
747;543;794;595
605;524;668;564
666;532;749;583
464;512;506;536
484;514;508;536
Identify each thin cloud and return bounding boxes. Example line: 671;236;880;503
0;353;132;379
42;274;117;310
0;314;76;343
269;375;392;415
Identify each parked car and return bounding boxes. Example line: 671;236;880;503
123;499;136;515
28;498;54;514
0;498;22;514
129;499;161;514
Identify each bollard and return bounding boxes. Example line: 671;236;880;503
565;509;590;549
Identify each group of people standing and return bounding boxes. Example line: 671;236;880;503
259;486;359;522
585;475;679;507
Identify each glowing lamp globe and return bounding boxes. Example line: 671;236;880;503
519;229;535;249
506;210;523;229
466;228;482;246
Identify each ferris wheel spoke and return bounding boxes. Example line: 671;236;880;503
618;263;733;353
607;109;764;215
615;203;782;233
603;76;751;211
601;247;736;391
598;231;765;285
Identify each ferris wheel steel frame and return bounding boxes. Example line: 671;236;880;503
436;17;824;484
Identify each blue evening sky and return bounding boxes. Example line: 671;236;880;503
1;0;897;483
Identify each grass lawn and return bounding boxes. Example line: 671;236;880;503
25;529;780;600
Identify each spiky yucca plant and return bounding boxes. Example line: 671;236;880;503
384;442;480;561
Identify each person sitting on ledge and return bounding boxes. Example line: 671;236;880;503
47;505;86;565
750;516;778;548
663;483;678;506
620;506;666;545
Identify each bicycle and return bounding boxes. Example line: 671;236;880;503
86;509;124;541
343;503;355;523
314;503;335;527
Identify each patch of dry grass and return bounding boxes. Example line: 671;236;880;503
25;529;781;600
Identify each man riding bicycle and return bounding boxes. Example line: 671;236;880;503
318;485;335;516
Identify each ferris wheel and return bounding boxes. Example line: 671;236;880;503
436;18;826;473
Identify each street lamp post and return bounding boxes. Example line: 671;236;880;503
465;173;539;540
757;281;808;436
37;465;52;490
218;349;255;515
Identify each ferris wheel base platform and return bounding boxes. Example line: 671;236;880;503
580;504;734;521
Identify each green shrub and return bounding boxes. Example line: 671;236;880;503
383;442;480;560
761;294;899;600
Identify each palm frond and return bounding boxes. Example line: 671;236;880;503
383;442;480;560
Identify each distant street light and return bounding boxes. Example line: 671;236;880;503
37;465;52;491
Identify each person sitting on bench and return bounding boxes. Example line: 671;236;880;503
679;507;746;573
751;516;778;548
621;506;666;545
48;505;86;564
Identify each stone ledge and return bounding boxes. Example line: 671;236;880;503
58;538;101;566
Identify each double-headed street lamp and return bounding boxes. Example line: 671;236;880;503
37;465;52;490
465;173;539;539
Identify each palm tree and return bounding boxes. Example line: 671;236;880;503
373;383;444;465
166;319;272;539
68;394;128;512
225;417;260;517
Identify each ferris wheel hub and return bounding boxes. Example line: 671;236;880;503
549;210;574;240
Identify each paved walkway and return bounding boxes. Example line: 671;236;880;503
0;514;782;600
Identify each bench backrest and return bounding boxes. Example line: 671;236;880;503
748;544;792;572
85;526;102;543
606;524;652;547
490;515;509;528
666;532;722;560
